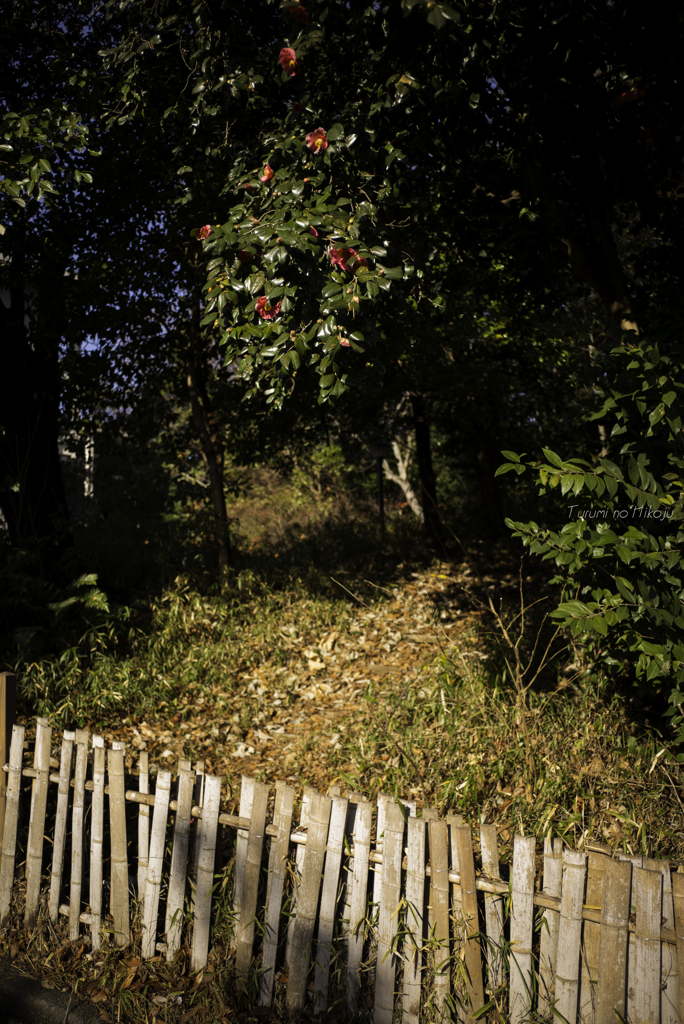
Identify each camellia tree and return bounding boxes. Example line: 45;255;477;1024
98;0;492;411
11;0;681;579
97;0;684;400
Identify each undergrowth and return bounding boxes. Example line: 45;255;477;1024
1;499;683;1023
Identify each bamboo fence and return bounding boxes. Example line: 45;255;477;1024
1;697;683;1022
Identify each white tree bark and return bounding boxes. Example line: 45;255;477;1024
383;439;424;521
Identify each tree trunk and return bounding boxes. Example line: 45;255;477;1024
466;397;505;534
383;438;424;521
186;267;230;574
0;235;73;578
409;391;442;543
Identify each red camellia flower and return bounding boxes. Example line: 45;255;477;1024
329;246;368;273
237;249;254;264
305;127;328;154
292;102;304;114
195;224;211;240
279;47;301;77
260;163;275;183
613;87;647;106
255;296;281;320
286;2;308;23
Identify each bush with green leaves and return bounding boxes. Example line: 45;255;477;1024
497;328;684;746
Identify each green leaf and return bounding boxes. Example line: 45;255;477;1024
551;600;592;618
542;448;565;470
326;123;344;142
641;641;665;657
593;616;608;636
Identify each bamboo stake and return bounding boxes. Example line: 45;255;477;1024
142;769;171;959
372;791;391;919
286;786;314;969
673;872;684;1024
620;852;642;1019
89;737;105;950
233;774;255;939
235;781;269;977
423;808;439;952
428;818;450;1022
108;745;130;947
374;800;405;1024
137;750;149;909
539;836;563;1016
340;796;359;950
287;791;332;1011
480;822;504;996
0;724;25;929
165;768;194;961
348;799;373;1012
454;825;485;1021
69;729;90;942
447;814;467;1024
403;815;426;1024
509;835;536;1024
24;717;51;928
646;858;680;1024
190;773;221;972
259;780;295;1006
596;857;631;1024
632;865;663;1024
48;729;74;925
579;848;608;1022
555;849;587;1024
315;794;349;1013
190;759;205;886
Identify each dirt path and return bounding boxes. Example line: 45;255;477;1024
86;556;530;802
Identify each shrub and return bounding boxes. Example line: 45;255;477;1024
497;327;684;747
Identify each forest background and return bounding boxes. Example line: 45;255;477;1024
2;0;684;812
